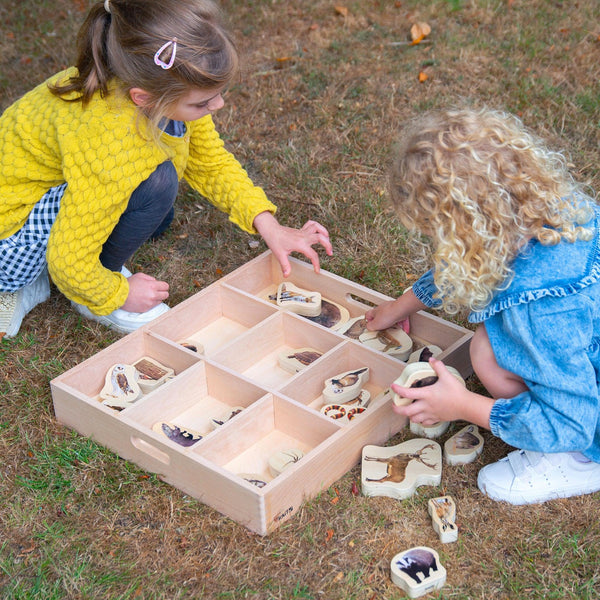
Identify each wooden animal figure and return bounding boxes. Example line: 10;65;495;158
268;448;305;477
410;420;450;439
390;546;446;598
393;362;465;406
153;421;203;448
321;389;370;423
275;282;322;317
304;298;350;330
100;363;142;409
322;367;369;404
359;326;413;361
178;339;204;354
278;347;323;373
238;473;270;488
210;406;244;429
407;344;443;364
338;315;368;339
444;423;484;465
133;356;174;393
361;439;442;500
428;496;458;543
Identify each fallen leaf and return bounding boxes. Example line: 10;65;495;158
351;480;359;496
334;5;349;17
193;279;202;288
215;268;224;276
418;71;429;82
410;22;431;44
333;572;344;583
325;528;334;542
275;56;293;63
330;496;339;505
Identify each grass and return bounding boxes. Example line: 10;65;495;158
2;0;600;598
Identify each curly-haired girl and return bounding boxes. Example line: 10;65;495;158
0;0;331;339
366;107;600;505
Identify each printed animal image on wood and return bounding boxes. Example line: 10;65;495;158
361;438;442;500
133;356;174;393
268;448;305;477
152;421;204;448
320;388;370;424
407;344;442;364
444;424;484;465
278;347;323;373
410;420;450;439
390;546;446;598
337;315;368;339
428;495;458;543
359;326;413;361
99;363;142;410
303;298;350;330
322;367;369;404
393;362;465;407
274;282;322;317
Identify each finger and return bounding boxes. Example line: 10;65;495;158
303;247;321;273
276;252;292;277
316;232;333;255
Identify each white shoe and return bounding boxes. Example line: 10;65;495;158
73;266;169;334
477;449;600;505
0;268;50;339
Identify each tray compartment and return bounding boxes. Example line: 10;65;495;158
212;311;344;389
148;284;277;356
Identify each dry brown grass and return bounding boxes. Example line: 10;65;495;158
2;0;600;598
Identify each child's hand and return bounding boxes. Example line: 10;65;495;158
121;272;169;313
365;300;410;333
391;358;469;424
253;212;333;277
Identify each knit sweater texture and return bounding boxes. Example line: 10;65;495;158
0;69;276;315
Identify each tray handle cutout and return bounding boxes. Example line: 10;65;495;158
130;436;171;466
345;293;378;310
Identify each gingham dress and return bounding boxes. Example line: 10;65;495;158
0;183;65;291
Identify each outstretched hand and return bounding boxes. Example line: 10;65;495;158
253;212;333;277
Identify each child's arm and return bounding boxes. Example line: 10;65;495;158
253;212;332;277
391;357;494;429
364;288;427;332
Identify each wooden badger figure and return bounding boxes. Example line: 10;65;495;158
395;548;439;584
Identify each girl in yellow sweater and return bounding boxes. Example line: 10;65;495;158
0;0;332;338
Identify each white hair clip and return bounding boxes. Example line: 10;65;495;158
154;38;178;70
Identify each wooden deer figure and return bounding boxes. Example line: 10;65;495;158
363;443;438;484
361;439;442;500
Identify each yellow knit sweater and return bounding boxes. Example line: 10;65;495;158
0;69;276;315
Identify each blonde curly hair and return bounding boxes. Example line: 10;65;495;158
389;107;594;314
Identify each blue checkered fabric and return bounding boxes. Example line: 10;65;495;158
0;183;66;291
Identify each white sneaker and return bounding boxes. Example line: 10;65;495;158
477;449;600;505
0;268;51;339
73;266;169;334
74;302;170;334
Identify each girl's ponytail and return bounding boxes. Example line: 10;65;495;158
50;3;113;103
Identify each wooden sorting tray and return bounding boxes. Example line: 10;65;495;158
51;251;473;535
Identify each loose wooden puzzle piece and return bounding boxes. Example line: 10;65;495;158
178;339;204;353
275;282;322;317
99;363;142;410
320;389;371;423
152;421;204;447
303;297;350;331
238;473;271;488
278;347;323;373
337;315;368;339
444;424;484;465
133;356;174;393
359;326;413;361
428;496;458;543
210;406;244;429
390;546;446;598
407;344;443;364
268;448;305;477
361;438;442;500
409;420;450;439
393;362;465;407
322;367;369;404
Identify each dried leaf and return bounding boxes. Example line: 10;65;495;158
325;528;334;542
215;268;224;276
193;279;202;288
351;480;360;496
275;56;293;63
418;70;429;82
333;572;344;582
330;496;339;505
334;5;349;17
410;22;431;44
